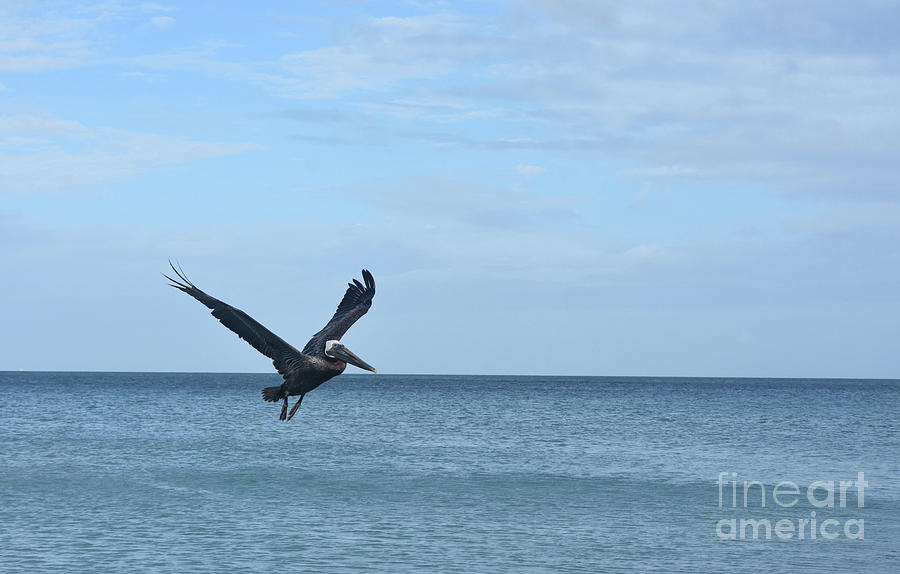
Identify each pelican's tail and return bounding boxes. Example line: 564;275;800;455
262;385;285;402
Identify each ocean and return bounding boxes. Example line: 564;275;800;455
1;372;898;573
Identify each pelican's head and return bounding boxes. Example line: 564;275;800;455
325;340;377;373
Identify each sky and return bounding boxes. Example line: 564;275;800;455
2;0;900;377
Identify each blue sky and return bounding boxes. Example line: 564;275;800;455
3;1;900;377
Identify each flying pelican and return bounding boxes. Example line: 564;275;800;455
163;262;377;421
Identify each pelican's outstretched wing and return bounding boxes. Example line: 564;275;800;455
302;269;375;357
163;261;312;377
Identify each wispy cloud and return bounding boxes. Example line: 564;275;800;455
150;16;175;29
0;7;97;71
307;7;897;196
5;2;898;200
0;115;263;193
332;177;575;230
515;164;545;177
149;1;894;199
122;12;493;99
274;13;491;98
0;2;179;71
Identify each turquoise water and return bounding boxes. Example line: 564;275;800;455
1;372;898;572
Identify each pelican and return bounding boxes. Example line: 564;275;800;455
163;262;377;421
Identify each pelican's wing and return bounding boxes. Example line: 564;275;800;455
163;262;312;377
302;269;375;356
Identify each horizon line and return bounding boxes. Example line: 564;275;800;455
1;370;898;382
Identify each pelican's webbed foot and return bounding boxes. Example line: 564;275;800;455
280;397;288;421
287;394;305;421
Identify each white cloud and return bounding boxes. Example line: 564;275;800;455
5;2;897;200
515;164;545;177
195;1;896;199
273;4;897;197
333;177;574;229
126;12;491;99
0;5;100;71
272;13;484;98
151;16;175;29
0;115;263;193
0;2;178;71
0;115;93;137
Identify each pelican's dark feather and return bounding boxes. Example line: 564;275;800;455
163;261;312;377
302;269;375;356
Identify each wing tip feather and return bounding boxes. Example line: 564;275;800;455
162;271;189;292
362;268;374;289
166;259;198;288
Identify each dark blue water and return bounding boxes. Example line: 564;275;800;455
1;373;898;572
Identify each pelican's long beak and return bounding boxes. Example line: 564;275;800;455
330;344;377;373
